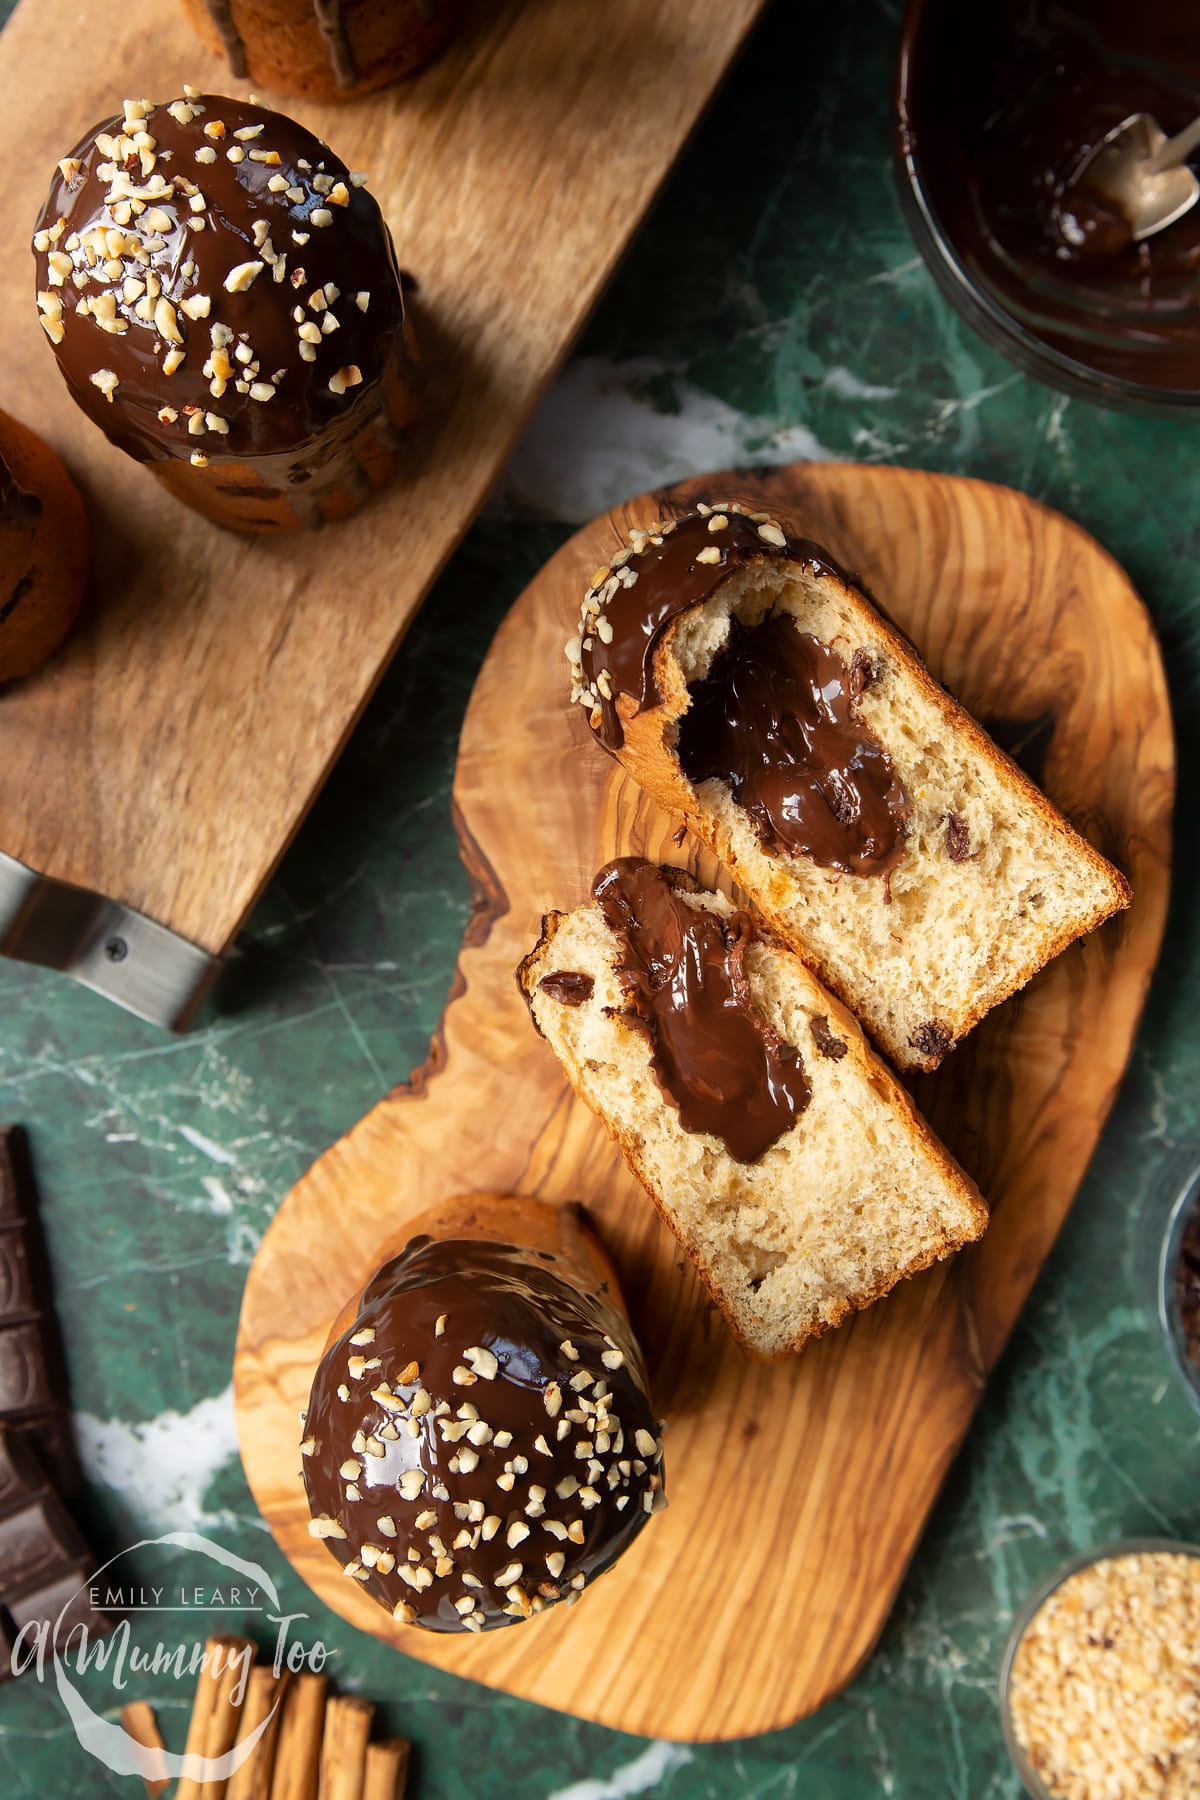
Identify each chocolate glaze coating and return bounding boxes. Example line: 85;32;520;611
592;858;810;1164
33;92;406;480
677;612;909;880
574;507;845;752
571;504;909;888
302;1235;664;1633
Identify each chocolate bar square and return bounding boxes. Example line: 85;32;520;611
6;1564;110;1649
0;1321;53;1418
0;1429;46;1517
0;1495;87;1600
9;1414;81;1499
0;1229;38;1323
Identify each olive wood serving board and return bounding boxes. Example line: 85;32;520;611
235;463;1173;1741
0;0;767;1001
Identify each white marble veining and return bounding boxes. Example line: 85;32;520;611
495;356;836;522
544;1742;693;1800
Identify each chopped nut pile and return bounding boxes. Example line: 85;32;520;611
1007;1550;1200;1799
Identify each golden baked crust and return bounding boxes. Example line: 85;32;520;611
0;409;88;683
179;0;461;103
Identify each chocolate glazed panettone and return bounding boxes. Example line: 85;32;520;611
302;1195;666;1633
180;0;463;103
33;91;419;533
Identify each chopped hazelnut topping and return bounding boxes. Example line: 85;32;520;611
224;260;264;294
307;1516;346;1540
153;298;183;343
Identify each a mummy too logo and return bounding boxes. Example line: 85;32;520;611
12;1532;331;1783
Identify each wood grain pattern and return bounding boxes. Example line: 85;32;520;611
235;464;1173;1741
0;0;766;954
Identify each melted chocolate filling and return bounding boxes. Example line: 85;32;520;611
677;613;909;880
592;858;810;1163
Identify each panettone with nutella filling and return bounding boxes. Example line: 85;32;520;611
302;1195;665;1633
566;503;1130;1070
180;0;462;104
520;859;987;1360
33;90;418;532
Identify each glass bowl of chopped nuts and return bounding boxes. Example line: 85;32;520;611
998;1539;1200;1800
1158;1163;1200;1417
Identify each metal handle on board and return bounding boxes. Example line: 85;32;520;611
0;849;220;1029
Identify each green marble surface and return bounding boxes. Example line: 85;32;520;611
2;0;1199;1795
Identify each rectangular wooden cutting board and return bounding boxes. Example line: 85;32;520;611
0;0;767;1016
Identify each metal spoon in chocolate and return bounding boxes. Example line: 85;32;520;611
1055;110;1200;258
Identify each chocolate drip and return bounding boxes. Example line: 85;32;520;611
579;510;845;750
313;0;358;89
201;0;248;77
593;859;810;1163
303;1236;663;1632
677;613;909;880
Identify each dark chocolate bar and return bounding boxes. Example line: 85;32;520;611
0;1129;26;1227
0;1131;103;1675
0;1129;79;1494
7;1565;110;1646
8;1415;80;1499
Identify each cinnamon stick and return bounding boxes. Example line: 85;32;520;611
177;1633;257;1800
268;1670;328;1800
120;1700;171;1798
363;1739;411;1800
317;1694;374;1800
227;1664;291;1800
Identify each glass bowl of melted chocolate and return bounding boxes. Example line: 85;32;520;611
898;0;1200;408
